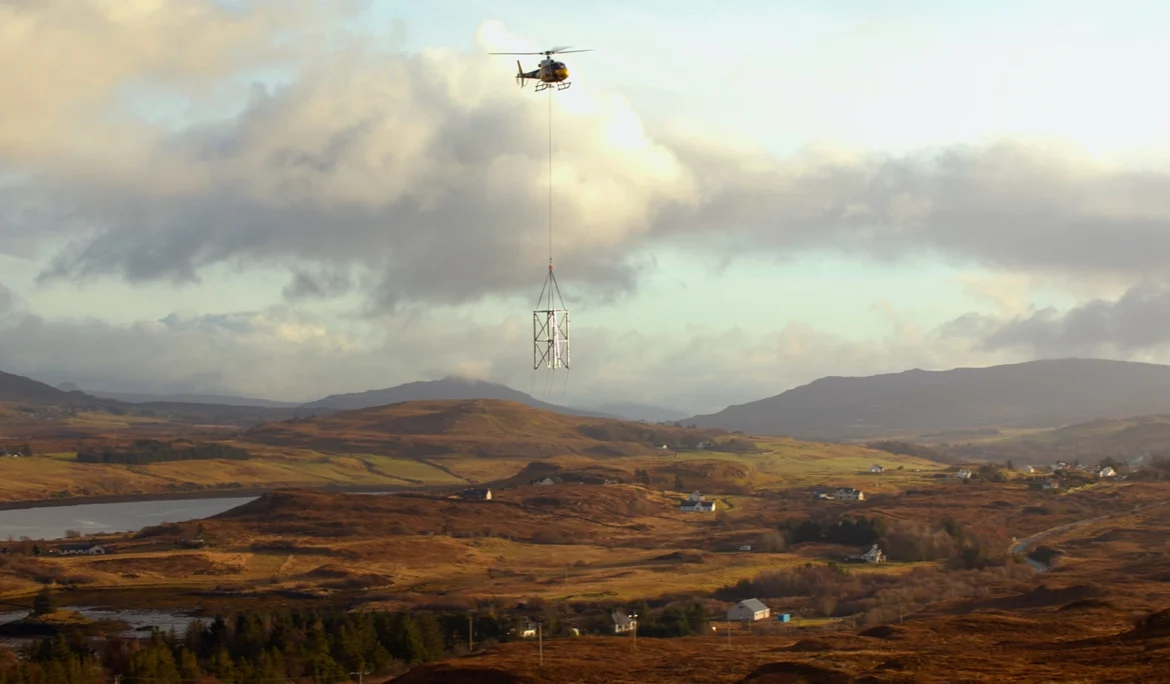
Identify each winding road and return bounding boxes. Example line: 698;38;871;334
1009;497;1170;572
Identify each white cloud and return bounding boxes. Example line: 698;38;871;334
5;2;1170;317
5;1;1170;408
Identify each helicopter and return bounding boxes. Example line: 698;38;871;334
489;46;593;92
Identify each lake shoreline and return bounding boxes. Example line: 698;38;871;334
0;483;434;512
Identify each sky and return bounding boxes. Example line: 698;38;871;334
4;0;1170;415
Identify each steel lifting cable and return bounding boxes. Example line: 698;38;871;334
548;88;553;269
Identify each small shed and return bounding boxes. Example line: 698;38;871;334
728;599;770;622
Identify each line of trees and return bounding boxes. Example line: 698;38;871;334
0;597;727;684
75;440;250;465
0;606;477;684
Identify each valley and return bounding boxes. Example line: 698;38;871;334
2;364;1170;682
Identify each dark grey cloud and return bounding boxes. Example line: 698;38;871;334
282;267;353;301
965;283;1170;356
654;139;1170;280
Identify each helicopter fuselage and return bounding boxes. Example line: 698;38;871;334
521;58;569;84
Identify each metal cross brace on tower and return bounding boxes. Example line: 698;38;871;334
533;263;570;370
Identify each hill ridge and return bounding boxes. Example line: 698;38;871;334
301;376;617;419
686;358;1170;440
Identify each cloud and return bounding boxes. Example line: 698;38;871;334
963;283;1170;357
653;138;1170;283
0;0;348;166
7;2;1170;320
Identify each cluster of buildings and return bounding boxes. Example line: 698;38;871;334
517;599;788;641
813;487;865;502
678;491;716;512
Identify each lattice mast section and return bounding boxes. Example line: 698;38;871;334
532;89;570;370
533;264;570;369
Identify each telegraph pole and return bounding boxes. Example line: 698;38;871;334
468;612;474;651
538;620;544;667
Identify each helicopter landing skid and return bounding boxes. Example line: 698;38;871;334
535;81;571;92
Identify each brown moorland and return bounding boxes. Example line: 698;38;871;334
2;474;1168;681
3;475;1154;609
382;485;1170;683
0;398;947;503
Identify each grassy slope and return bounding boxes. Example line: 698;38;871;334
0;398;947;503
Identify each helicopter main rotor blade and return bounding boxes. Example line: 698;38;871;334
490;47;595;55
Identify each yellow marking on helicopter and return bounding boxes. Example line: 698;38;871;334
490;46;592;92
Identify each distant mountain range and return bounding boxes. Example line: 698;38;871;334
77;388;300;409
576;401;690;423
685;358;1170;441
15;358;1170;440
44;376;687;423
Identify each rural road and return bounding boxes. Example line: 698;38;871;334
1010;496;1170;572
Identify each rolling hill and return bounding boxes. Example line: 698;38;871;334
686;358;1170;441
301;376;615;418
242;398;725;460
1;369;320;427
0;370;107;405
942;413;1170;465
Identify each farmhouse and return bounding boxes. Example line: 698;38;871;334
611;610;637;634
870;464;884;473
845;544;887;564
529;477;561;486
679;491;716;512
1099;466;1117;478
956;469;973;480
728;599;770;622
830;487;864;502
461;488;492;501
520;623;538;638
53;543;106;556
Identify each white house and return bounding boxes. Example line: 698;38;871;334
956;469;973;480
611;610;637;634
861;544;887;563
54;544;106;556
1099;466;1117;478
520;623;538;638
831;488;864;501
531;477;556;486
870;464;884;473
727;599;770;622
680;491;716;512
1023;465;1036;474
